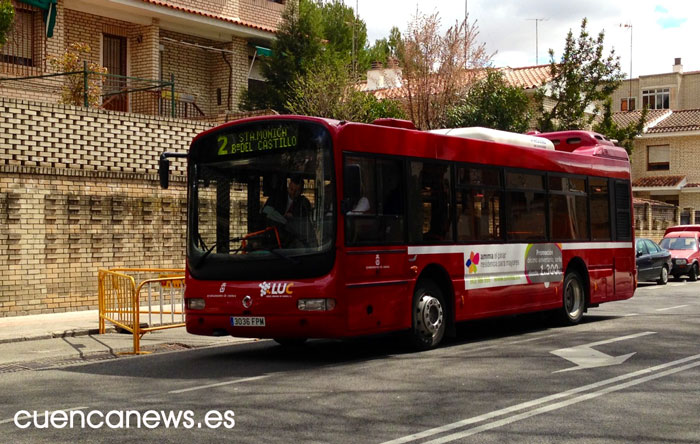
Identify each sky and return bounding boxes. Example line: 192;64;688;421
348;0;700;78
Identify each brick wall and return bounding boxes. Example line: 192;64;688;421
631;135;700;183
0;97;216;317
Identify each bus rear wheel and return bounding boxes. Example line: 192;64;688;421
410;280;446;350
560;271;585;325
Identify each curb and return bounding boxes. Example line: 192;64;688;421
0;326;116;345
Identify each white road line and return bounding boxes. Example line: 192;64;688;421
584;331;656;348
168;375;269;394
424;359;700;444
0;406;88;425
656;305;689;312
380;354;700;444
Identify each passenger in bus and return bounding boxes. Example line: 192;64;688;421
264;174;314;248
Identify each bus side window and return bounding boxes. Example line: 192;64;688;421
590;178;611;240
408;161;453;243
456;165;502;241
344;156;378;244
505;172;546;241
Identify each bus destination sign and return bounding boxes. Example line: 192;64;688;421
217;124;299;156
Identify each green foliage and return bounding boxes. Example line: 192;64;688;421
0;0;14;47
535;18;625;131
447;70;532;132
593;98;648;154
48;43;108;107
241;0;370;113
285;63;405;122
366;26;401;67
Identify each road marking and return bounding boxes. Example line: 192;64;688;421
423;359;700;444
0;406;88;425
551;332;656;373
380;354;700;444
656;305;689;312
168;375;269;394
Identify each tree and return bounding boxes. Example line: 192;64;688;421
447;69;532;132
0;0;14;46
398;11;490;130
285;63;405;122
241;0;369;113
593;98;648;154
366;26;401;68
535;18;624;132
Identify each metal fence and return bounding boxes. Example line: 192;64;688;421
0;63;187;118
98;268;185;354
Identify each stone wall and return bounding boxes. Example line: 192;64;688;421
0;98;215;317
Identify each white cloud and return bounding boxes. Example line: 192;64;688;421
354;0;700;76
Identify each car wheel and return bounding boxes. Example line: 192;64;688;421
559;271;585;325
657;265;668;285
409;279;447;350
689;263;698;282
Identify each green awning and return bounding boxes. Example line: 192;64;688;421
17;0;57;38
255;46;272;57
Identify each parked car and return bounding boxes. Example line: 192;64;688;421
636;238;672;284
660;225;700;281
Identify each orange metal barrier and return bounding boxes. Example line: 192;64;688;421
98;268;185;354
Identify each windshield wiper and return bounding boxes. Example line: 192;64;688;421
249;247;300;265
194;239;299;267
195;237;244;267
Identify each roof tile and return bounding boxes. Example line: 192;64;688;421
632;175;686;188
139;0;277;33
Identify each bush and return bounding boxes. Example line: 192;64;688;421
48;43;108;107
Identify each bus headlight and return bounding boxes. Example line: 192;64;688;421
298;299;336;311
187;298;206;310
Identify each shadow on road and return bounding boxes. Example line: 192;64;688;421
60;312;616;381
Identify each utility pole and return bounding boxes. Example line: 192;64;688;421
620;23;633;109
464;0;468;67
527;18;548;64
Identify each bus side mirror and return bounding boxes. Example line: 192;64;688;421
159;157;170;189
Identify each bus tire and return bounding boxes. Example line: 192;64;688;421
560;271;585;325
273;338;307;347
410;279;447;350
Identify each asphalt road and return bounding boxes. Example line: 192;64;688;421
1;280;698;444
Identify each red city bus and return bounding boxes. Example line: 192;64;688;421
159;116;635;349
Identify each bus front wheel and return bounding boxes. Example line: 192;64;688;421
560;271;585;325
410;280;446;350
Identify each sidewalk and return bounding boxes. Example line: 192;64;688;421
0;310;256;369
0;310;108;344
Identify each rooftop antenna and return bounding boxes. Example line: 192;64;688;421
527;18;549;64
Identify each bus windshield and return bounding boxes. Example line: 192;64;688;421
187;120;335;279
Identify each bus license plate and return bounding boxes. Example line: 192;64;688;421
231;316;266;327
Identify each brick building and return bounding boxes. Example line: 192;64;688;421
611;58;700;235
1;0;285;118
0;0;286;316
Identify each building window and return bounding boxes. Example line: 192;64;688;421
642;88;670;110
0;7;38;67
620;97;636;111
647;145;670;171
